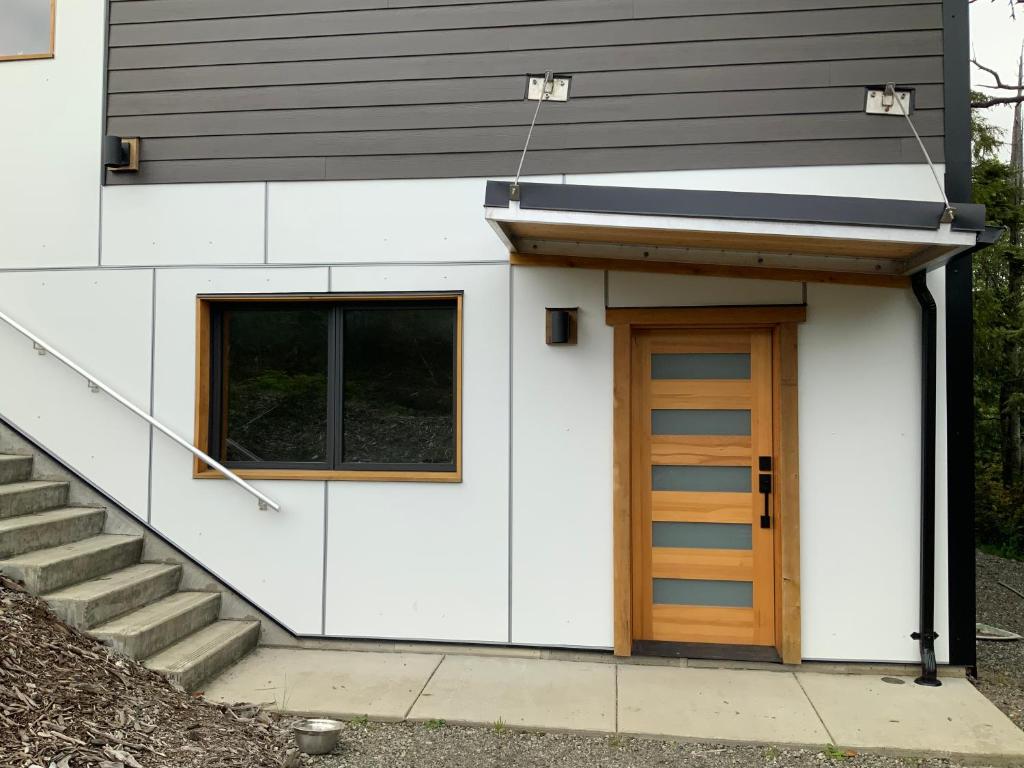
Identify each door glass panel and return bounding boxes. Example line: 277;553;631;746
652;465;751;492
651;353;750;380
653;522;752;550
653;578;753;607
652;409;751;436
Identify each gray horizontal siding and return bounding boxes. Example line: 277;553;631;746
105;136;945;185
108;6;940;68
104;0;947;185
107;85;944;137
107;34;942;93
137;111;944;161
108;58;943;115
107;0;931;24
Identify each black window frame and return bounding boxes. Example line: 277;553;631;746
205;294;460;476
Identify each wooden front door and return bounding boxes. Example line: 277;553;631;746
630;328;776;649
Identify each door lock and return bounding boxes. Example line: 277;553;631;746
758;463;772;529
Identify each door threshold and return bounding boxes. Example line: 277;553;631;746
633;640;782;664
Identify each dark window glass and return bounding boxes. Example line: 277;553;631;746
210;298;458;472
342;307;456;465
222;307;329;464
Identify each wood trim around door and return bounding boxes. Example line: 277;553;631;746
607;305;804;663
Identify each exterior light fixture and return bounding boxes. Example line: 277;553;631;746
102;135;140;173
546;308;578;345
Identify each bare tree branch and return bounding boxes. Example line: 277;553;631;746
973;58;1022;90
974;94;1024;108
969;0;1024;19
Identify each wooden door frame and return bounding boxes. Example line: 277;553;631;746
607;305;805;663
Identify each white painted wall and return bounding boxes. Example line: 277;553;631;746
324;263;510;643
510;266;613;647
102;184;266;266
607;272;803;307
150;267;330;632
799;282;949;663
268;178;552;265
0;1;104;268
0;269;153;512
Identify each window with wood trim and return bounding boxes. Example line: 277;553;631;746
196;295;462;482
1;0;55;62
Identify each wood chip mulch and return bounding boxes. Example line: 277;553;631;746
0;573;309;768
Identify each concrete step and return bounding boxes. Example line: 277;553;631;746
0;480;69;520
45;562;182;630
0;455;33;484
0;534;142;593
92;591;221;660
146;620;260;692
0;506;106;559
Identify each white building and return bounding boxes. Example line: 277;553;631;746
0;0;986;686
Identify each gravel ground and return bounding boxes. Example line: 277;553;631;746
315;721;985;768
974;549;1024;730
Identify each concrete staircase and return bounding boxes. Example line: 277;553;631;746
0;453;259;691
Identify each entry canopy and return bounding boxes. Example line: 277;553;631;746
484;180;993;288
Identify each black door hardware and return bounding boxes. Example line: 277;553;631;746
758;466;772;529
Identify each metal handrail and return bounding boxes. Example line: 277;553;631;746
0;308;280;512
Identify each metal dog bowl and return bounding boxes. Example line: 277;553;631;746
293;718;343;755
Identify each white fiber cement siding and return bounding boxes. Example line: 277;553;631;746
0;12;955;659
0;1;104;268
0;177;953;661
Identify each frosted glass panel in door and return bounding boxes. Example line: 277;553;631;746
651;353;750;380
652;466;751;493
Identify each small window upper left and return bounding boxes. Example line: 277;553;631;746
1;0;54;62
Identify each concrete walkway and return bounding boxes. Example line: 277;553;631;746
202;647;1024;762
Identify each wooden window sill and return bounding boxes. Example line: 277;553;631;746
193;468;461;483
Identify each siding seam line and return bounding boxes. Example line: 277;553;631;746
147;268;157;525
507;261;514;645
322;480;329;635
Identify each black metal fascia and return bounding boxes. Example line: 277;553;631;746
484;180;986;234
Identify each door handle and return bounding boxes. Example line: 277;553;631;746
758;464;772;530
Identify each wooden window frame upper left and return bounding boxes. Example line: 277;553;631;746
194;293;464;483
0;0;56;62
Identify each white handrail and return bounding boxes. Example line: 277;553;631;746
0;308;280;512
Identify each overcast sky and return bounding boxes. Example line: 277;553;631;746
971;1;1024;155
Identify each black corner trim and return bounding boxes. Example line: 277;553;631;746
942;0;972;202
945;249;977;670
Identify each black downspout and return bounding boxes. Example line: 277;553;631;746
911;270;941;687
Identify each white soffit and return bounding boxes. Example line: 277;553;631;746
485;203;977;280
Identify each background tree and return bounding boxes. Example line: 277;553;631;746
973;86;1024;556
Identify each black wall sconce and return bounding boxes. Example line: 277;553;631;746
546;308;578;345
102;135;140;173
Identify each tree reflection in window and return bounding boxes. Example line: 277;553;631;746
224;307;329;463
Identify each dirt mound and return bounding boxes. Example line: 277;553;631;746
0;574;304;768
